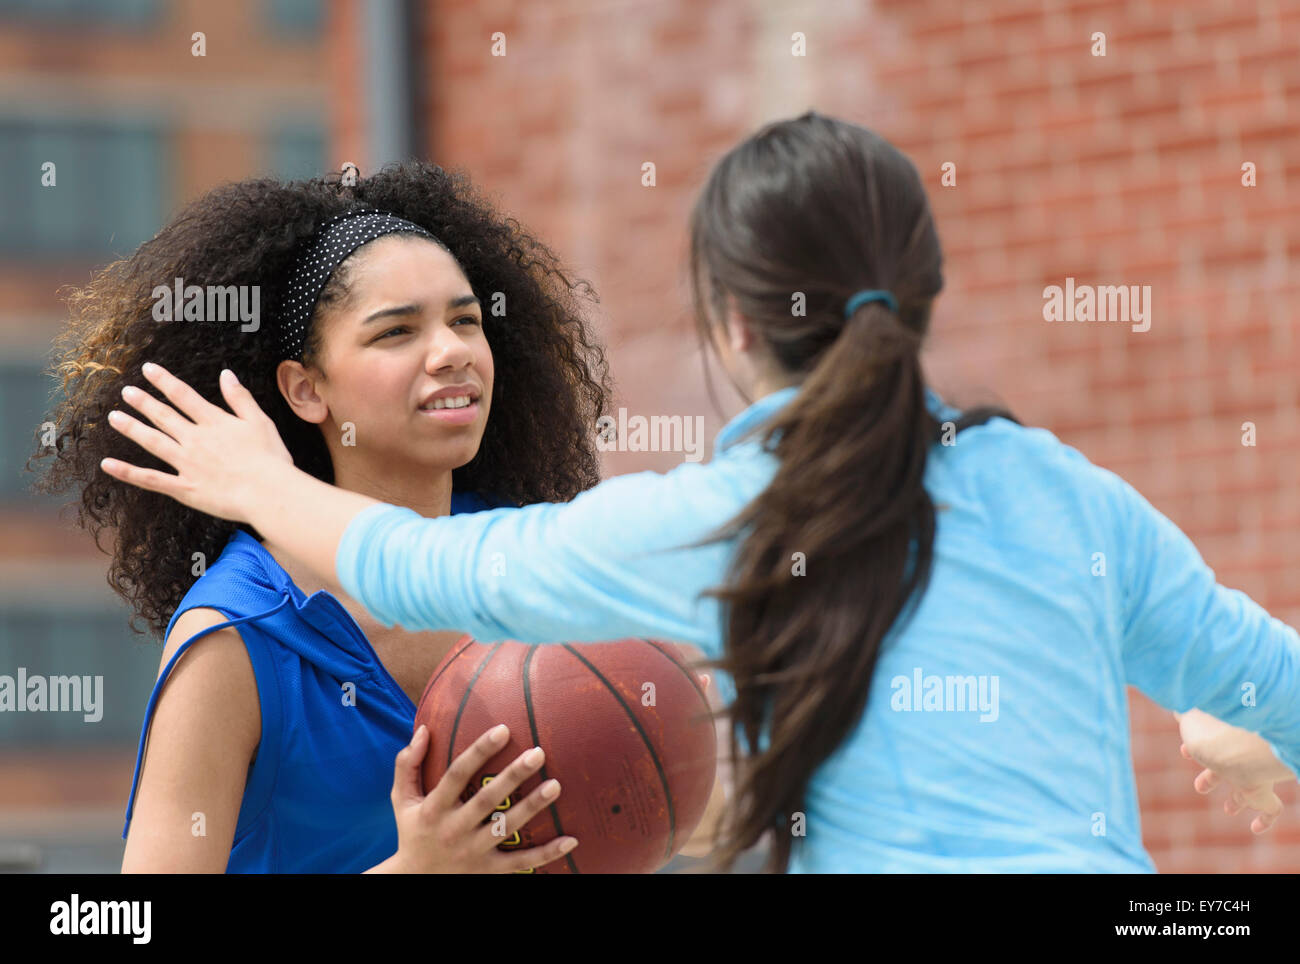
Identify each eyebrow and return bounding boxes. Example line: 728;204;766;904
362;295;482;325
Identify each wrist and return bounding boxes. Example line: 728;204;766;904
1259;741;1299;784
1228;742;1295;788
245;460;305;533
1267;760;1295;783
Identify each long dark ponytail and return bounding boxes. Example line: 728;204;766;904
687;112;1017;873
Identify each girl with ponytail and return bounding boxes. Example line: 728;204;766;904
99;112;1300;873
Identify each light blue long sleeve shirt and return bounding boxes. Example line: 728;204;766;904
338;385;1300;872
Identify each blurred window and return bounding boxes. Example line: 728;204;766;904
0;360;61;504
0;0;158;25
0;120;166;260
265;0;322;38
0;601;156;747
268;123;327;180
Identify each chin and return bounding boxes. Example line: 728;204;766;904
421;442;483;472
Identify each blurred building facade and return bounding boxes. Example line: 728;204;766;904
1;0;1297;873
0;0;329;871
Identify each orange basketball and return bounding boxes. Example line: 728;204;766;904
416;636;718;873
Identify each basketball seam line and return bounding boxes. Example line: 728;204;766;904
446;641;505;769
640;639;713;720
523;644;580;874
418;634;476;713
560;643;677;863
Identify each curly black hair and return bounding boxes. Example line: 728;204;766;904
30;161;613;638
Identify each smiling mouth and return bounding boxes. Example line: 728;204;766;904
418;395;476;411
416;399;479;424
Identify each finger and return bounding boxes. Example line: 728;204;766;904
1180;744;1192;761
219;368;268;422
479;776;562;846
100;457;188;499
391;725;430;806
1252;794;1283;833
141;362;223;425
492;836;579;874
1193;768;1219;794
1228;785;1283;831
120;384;194;440
426;724;510;812
106;410;185;467
456;744;548;829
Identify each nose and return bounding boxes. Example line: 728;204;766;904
424;323;475;375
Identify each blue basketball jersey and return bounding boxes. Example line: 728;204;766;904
122;491;503;872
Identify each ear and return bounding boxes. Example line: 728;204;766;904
276;359;329;424
723;294;754;353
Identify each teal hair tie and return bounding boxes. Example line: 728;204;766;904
844;289;898;318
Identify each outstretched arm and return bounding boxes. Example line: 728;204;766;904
1110;466;1300;782
103;363;765;661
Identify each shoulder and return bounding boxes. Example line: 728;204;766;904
158;608;262;753
201;528;286;585
122;608;261;871
929;412;1142;543
935;410;1113;487
159;531;294;741
169;530;292;630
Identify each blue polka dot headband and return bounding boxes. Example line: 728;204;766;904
276;208;451;360
844;289;898;318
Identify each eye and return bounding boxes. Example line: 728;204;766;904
374;325;411;341
453;315;481;327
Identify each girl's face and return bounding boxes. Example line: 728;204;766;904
277;234;493;480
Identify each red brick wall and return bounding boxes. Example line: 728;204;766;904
415;0;1300;872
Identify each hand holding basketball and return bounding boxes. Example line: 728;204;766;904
417;638;717;873
387;722;578;873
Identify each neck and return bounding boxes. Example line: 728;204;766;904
745;367;801;404
755;372;800;398
329;459;454;519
